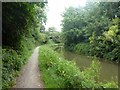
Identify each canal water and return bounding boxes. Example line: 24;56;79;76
57;49;118;83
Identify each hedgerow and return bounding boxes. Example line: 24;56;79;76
38;45;118;88
2;2;47;89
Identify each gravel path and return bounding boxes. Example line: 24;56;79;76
13;46;43;88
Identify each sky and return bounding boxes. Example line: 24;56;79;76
45;0;86;32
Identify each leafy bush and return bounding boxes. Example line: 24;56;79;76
2;32;47;89
61;2;119;62
39;46;82;88
38;45;118;88
2;3;46;49
2;37;35;89
2;49;20;88
74;43;90;55
2;2;47;89
39;33;48;44
102;81;118;88
80;59;101;88
39;46;118;88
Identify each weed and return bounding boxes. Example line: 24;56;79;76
38;45;118;88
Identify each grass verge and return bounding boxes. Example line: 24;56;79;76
38;45;118;88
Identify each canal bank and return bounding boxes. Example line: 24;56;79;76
62;50;118;83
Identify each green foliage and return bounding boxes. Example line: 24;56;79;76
2;37;35;89
99;2;119;19
2;49;20;88
2;2;46;50
47;27;61;43
39;33;48;44
81;59;101;88
102;81;118;88
39;45;82;88
2;2;47;89
38;45;117;88
61;2;120;62
89;18;120;61
32;28;48;45
74;43;90;55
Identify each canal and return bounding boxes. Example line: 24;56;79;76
62;50;118;83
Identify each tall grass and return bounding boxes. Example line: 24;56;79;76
74;43;90;55
39;46;82;88
38;45;118;88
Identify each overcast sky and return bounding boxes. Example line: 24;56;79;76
45;0;86;32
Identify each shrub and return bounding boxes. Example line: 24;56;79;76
2;37;35;89
74;43;90;55
2;49;20;88
2;2;47;89
39;45;118;88
80;59;101;88
39;46;82;88
102;81;118;88
38;45;108;88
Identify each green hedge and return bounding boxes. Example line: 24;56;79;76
2;49;20;88
2;37;35;89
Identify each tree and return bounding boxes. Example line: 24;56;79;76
61;2;120;61
47;27;61;43
2;2;46;49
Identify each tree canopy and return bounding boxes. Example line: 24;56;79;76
61;2;120;61
2;2;47;49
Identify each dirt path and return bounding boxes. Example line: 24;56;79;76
13;46;43;88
